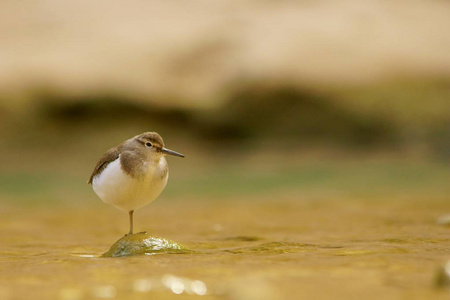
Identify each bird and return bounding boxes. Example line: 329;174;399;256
88;132;185;235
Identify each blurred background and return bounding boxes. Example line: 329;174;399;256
1;1;450;299
0;0;449;207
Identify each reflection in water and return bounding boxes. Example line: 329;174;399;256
92;285;117;299
191;280;208;296
70;254;96;258
162;275;207;295
58;275;208;299
163;275;184;294
132;275;207;296
132;279;153;293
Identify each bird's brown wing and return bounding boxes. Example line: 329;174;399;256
88;147;121;184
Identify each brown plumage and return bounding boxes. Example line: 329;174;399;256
88;132;167;184
88;147;120;184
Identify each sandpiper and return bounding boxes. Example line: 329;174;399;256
88;132;184;235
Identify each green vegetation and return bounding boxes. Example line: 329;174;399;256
1;158;448;206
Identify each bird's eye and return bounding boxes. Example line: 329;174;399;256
145;142;152;147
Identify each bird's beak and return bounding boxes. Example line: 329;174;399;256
161;147;185;158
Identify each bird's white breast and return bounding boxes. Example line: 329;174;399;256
92;156;169;211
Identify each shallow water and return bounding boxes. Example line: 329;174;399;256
1;197;450;299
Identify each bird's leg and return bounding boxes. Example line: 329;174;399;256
128;210;134;235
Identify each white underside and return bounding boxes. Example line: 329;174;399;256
92;156;168;211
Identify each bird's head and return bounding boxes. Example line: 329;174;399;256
134;132;185;159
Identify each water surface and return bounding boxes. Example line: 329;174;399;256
1;197;449;299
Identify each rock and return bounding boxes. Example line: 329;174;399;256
436;215;450;226
102;232;186;258
435;261;450;288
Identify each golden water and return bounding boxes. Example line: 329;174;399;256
1;197;449;299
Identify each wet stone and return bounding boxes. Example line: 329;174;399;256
436;215;450;226
102;232;186;257
434;261;450;288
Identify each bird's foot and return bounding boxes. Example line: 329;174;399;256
124;231;147;237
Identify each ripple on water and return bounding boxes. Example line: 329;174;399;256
223;242;318;254
221;236;263;242
70;254;97;258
